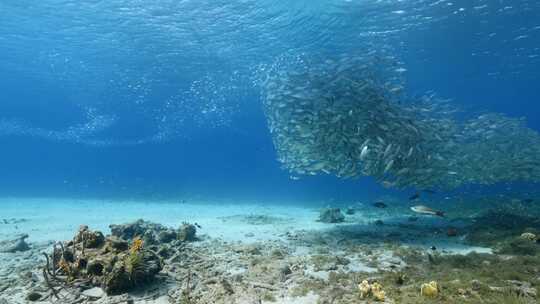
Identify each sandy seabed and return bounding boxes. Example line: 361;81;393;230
2;197;526;304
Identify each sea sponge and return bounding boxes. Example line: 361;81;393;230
130;237;144;253
421;281;439;298
358;280;371;299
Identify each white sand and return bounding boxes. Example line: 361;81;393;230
0;197;326;243
0;197;490;254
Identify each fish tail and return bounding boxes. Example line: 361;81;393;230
436;211;445;217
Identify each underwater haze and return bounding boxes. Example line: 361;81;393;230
1;0;538;200
1;1;540;303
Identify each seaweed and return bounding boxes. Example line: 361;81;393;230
465;207;540;247
496;238;539;256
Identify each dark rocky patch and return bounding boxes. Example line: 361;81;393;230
0;233;30;253
318;208;345;223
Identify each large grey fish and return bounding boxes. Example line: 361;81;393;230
410;205;445;217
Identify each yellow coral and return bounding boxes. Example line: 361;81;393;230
371;282;385;301
130;237;144;253
421;281;439;298
371;282;382;292
373;289;385;301
358;280;385;301
358;280;371;299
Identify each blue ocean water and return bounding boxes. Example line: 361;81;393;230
0;0;539;202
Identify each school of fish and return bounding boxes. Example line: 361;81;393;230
261;54;540;190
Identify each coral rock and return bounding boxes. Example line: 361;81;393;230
87;260;105;276
82;287;105;299
110;219;156;240
157;230;177;243
26;291;42;302
318;208;345;223
178;223;197;242
48;222;165;296
470;279;482;291
103;263;132;295
505;280;537;298
106;236;129;252
0;233;30;253
520;232;537;242
74;225;105;248
126;250;162;285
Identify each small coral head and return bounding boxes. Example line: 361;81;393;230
358;280;371;298
420;281;439;298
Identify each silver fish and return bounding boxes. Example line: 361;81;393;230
410;205;445;217
360;146;369;160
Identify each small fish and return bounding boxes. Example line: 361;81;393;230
383;144;393;158
360;146;369;160
409;192;420;200
406;147;414;158
194;223;202;229
373;201;388;209
383;159;394;173
411;205;445;217
522;198;534;203
382;181;394;188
